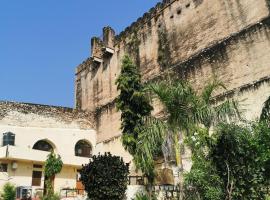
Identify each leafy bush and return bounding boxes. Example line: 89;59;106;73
184;156;224;200
1;183;16;200
80;152;129;200
184;128;224;200
211;123;270;200
185;122;270;200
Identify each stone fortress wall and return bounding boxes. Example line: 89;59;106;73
75;0;270;165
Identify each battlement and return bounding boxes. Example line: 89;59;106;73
75;0;270;144
114;0;178;42
78;0;270;77
76;0;270;109
76;0;206;74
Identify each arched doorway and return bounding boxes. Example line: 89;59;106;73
75;140;92;193
32;139;56;194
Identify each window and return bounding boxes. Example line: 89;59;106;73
3;132;15;146
32;171;42;186
75;140;92;158
33;140;54;152
0;163;8;172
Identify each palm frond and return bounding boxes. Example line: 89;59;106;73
201;79;226;104
148;80;199;130
134;116;168;176
213;99;240;124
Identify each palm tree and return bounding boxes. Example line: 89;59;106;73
134;78;239;181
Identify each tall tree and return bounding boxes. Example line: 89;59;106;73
135;78;239;176
44;152;63;196
116;55;153;155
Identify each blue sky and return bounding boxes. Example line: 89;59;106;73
0;0;159;107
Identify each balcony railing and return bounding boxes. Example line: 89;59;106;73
60;188;86;198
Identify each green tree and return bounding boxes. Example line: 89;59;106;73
116;55;153;155
80;153;129;200
184;121;270;200
1;183;16;200
135;78;238;176
44;152;63;196
133;79;198;183
196;79;240;129
210;122;270;200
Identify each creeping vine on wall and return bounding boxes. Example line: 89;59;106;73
126;31;141;68
157;27;172;70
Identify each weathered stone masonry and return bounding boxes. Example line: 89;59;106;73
75;0;270;163
0;101;94;129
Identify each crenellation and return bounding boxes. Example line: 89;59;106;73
114;0;180;45
76;58;91;75
103;26;115;49
91;37;104;59
98;0;205;49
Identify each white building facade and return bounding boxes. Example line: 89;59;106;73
0;101;96;197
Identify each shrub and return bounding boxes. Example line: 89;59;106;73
210;123;270;200
80;152;129;200
184;156;224;200
1;183;16;200
184;122;270;200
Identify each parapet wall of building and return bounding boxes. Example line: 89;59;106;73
0;101;94;130
75;0;270;146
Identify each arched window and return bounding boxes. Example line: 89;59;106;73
75;140;92;158
33;140;54;152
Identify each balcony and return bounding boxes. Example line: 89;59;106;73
0;145;89;167
0;145;48;163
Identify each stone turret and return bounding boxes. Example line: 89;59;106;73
91;37;103;63
103;26;115;49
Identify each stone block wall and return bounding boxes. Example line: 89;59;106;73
75;0;270;160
